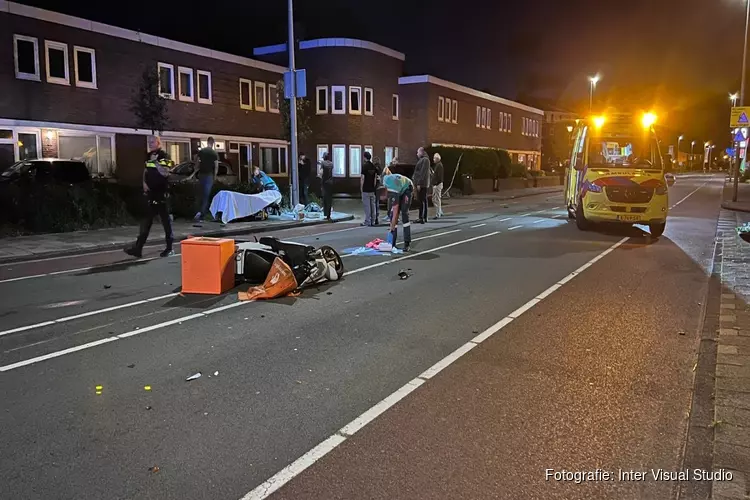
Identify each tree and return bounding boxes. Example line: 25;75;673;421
277;79;313;143
130;66;169;135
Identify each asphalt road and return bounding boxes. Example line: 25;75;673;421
0;175;724;500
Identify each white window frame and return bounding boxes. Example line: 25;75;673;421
44;40;69;86
316;144;329;176
392;94;399;120
523;118;527;136
384;146;394;166
268;83;279;113
197;70;212;104
508;114;512;133
349;86;362;115
254;81;267;112
438;96;445;122
316;86;329;114
157;62;175;99
73;46;97;89
349;145;362;177
487;109;492;130
332;85;346;115
177;66;194;102
239;78;252;110
332;144;346;177
364;145;373;159
451;100;458;124
476;106;481;128
364;88;374;116
13;34;40;81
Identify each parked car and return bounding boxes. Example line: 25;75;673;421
665;172;675;186
0;158;91;184
168;160;238;185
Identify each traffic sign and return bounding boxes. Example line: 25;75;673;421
730;106;750;127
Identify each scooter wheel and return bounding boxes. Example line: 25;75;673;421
319;246;344;276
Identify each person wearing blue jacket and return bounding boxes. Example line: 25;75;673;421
383;172;414;251
251;166;279;192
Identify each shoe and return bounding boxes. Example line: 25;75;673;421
374;219;380;225
403;245;411;252
193;212;203;223
124;247;142;259
417;219;425;224
160;249;175;258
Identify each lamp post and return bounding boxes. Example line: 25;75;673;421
732;0;750;201
691;140;696;171
588;75;600;112
678;135;683;170
286;0;300;207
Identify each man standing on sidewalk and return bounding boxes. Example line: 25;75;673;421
361;151;378;226
432;153;444;218
318;153;334;221
194;137;219;222
298;153;311;205
413;147;431;223
125;136;174;258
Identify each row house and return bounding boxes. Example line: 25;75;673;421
0;0;289;185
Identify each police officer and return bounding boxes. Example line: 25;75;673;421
124;136;174;258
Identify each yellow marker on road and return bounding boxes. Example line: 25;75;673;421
95;384;103;395
144;385;152;391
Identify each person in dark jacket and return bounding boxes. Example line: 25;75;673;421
318;153;334;221
125;136;174;259
298;153;311;205
373;156;383;225
413;147;431;223
431;153;444;218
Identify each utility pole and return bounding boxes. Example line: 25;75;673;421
734;0;750;202
287;0;299;208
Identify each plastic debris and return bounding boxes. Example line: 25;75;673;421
214;371;219;376
398;269;411;280
377;242;393;252
186;372;202;382
678;330;686;336
149;466;160;474
127;364;135;368
103;285;111;289
146;406;152;410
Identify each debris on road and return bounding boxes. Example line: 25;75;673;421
678;330;686;336
213;371;219;376
149;466;160;474
146;406;152;410
103;285;111;289
186;373;202;382
95;385;103;395
144;385;152;391
398;269;411;280
127;364;135;368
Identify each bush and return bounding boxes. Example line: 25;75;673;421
529;170;546;178
509;163;528;178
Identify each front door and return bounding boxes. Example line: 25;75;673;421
239;144;251;183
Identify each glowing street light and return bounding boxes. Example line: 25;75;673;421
641;112;657;129
588;74;600;112
593;115;606;129
678;135;684;166
566;125;574;133
731;92;740;107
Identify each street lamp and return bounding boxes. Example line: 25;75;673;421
678;135;684;170
566;125;574;133
588;75;600;112
691;140;696;170
731;92;739;107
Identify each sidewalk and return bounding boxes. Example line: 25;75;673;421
722;181;750;213
712;208;750;500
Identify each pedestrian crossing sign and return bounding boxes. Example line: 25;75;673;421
730;106;750;127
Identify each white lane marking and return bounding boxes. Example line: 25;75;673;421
0;293;179;337
470;223;486;228
0;255;174;284
498;217;512;222
0;274;47;283
670;181;708;209
553;214;565;219
238;235;631;500
341;230;462;258
508;225;523;231
535;283;561;300
519;212;533;217
0;232;500;372
532;219;545;224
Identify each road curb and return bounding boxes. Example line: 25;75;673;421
0;215;355;265
448;187;562;203
721;202;750;213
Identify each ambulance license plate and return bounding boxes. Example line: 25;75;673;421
618;215;640;222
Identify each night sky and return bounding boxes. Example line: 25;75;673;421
16;0;749;146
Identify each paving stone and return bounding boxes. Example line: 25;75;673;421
714;442;750;473
712;469;747;499
721;328;741;336
717;364;750;378
719;336;750;348
720;345;740;355
716;390;750;411
723;293;738;299
718;354;750;366
717;377;750;393
722;303;738;309
716;405;750;428
722;314;738;323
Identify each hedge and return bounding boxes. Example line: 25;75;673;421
0;179;293;236
427;146;517;190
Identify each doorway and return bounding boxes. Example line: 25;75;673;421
239;144;251;183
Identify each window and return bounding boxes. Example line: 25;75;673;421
364;145;373;159
438;96;445;122
164;140;191;164
73;46;96;89
332;145;346;177
269;84;279;113
332;86;346;114
158;62;174;99
14;35;40;81
260;145;287;175
487;109;492;129
523;118;527;136
18;132;39;161
349;145;362;177
476;106;481;128
364;88;374;116
58;133;115;175
316;144;329;175
316;86;329;114
239;79;252;110
384;146;394;166
392;94;399;120
45;40;69;85
178;67;194;102
508;113;512;133
451;99;458;124
197;70;212;104
254;82;267;111
349;86;362;115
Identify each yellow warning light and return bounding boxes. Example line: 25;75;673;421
593;116;606;129
642;112;657;128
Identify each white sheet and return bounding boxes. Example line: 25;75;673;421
209;190;282;224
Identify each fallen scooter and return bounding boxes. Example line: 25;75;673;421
235;237;344;300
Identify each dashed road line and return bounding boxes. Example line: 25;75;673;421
508;225;523;231
470;223;486;228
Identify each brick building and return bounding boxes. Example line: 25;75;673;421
541;107;578;170
0;0;289;184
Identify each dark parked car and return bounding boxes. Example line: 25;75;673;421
168;160;238;185
0;158;91;184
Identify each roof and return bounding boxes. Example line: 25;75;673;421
0;0;287;74
254;38;406;61
398;75;544;115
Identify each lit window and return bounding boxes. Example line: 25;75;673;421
316;144;329;175
332;144;346;176
364;88;374;116
197;70;212;104
157;62;175;99
476;106;481;128
508;113;512;133
178;66;194;102
254;82;267;112
364;145;373;159
438;96;445;122
239;79;252;109
269;83;279;113
332;86;346;114
45;40;69;85
349;86;362;115
316;86;329;114
487;109;492;129
451;99;458;123
349;145;362;176
385;146;394;166
14;34;40;81
73;46;96;89
392;94;399;120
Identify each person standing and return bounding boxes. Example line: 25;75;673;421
298;153;311;205
318;153;334;221
413;147;431;223
383;171;414;252
432;152;444;218
125;136;174;258
373;156;383;225
360;151;378;226
193;137;219;222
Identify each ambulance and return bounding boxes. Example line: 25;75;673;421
564;112;668;237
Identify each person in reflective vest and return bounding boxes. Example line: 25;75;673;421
383;172;414;252
125;136;174;259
